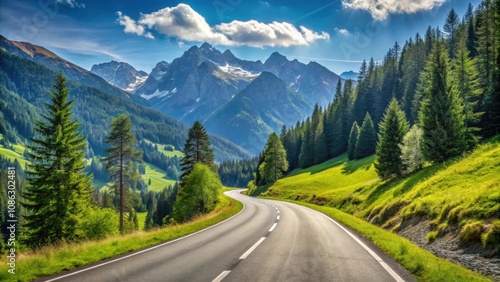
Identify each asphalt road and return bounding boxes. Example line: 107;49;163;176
41;190;414;282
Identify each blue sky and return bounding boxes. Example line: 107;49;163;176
0;0;482;74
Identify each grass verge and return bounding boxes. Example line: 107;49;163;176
265;198;489;282
0;189;243;282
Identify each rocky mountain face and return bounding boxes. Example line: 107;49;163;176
134;43;342;121
134;43;259;123
0;35;136;101
204;72;312;154
91;61;148;92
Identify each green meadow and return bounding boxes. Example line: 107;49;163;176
254;137;500;281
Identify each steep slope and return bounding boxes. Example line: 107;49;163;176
291;62;340;106
263;52;341;106
135;43;257;124
204;72;312;154
134;61;170;97
91;61;148;92
0;35;139;102
0;49;252;162
255;138;500;279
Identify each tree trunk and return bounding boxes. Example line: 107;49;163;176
119;137;124;234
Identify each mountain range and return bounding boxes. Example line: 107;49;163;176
92;43;343;154
0;36;251;162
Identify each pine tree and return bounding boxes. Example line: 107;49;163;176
400;33;427;123
453;35;483;147
180;121;215;181
298;119;314;168
101;190;115;210
347;121;360;160
355;113;377;159
324;80;342;157
465;3;478;57
312;106;328;164
144;191;157;230
262;132;289;182
254;151;266;186
102;114;142;234
492;0;500;135
375;99;409;180
419;41;467;163
444;8;460;58
23;73;92;247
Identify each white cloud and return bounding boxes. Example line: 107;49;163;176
334;27;349;36
117;3;329;47
56;0;85;8
117;12;154;39
138;4;230;44
215;20;329;47
342;0;447;20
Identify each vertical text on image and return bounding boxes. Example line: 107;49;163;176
6;167;17;275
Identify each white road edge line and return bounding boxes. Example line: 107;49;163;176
45;190;247;282
269;223;277;232
277;215;280;220
310;208;405;282
212;270;231;282
239;237;266;259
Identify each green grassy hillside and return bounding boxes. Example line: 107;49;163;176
253;137;500;281
0;143;176;192
142;163;177;192
0;142;29;168
144;139;184;158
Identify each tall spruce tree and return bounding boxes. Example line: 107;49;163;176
355;113;377;159
262;132;289;182
347;121;360;160
419;41;467;163
493;0;500;135
465;3;478;57
453;35;483;147
23;73;92;247
298;118;314;168
180;121;215;181
444;8;460;58
102;114;142;234
144;191;157;230
375;99;409;180
312;106;328;164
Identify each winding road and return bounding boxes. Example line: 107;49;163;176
40;190;415;282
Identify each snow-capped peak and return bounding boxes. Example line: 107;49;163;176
217;64;260;78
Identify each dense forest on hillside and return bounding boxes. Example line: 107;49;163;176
251;1;500;182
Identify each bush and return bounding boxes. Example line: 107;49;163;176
400;125;425;174
482;220;500;247
79;206;119;240
172;163;221;222
459;221;484;245
426;231;438;243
